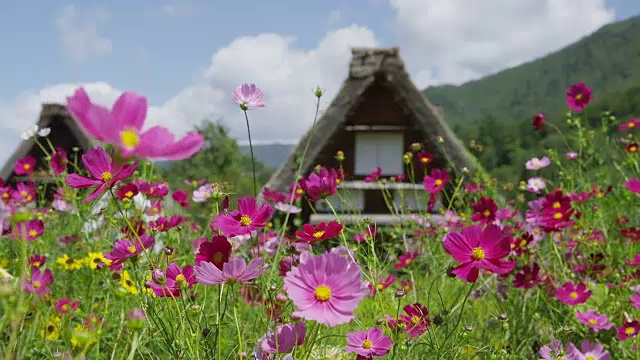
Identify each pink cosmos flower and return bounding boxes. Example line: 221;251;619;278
566;151;578;160
345;327;392;358
104;235;155;270
50;149;68;175
423;168;450;193
369;274;396;296
617;320;640;340
399;303;430;338
525;156;551;170
172;190;190;208
364;167;382;183
295;221;343;243
195;256;266;285
526;177;546;193
512;263;541;289
28;254;47;268
303;167;339;201
395;252;418;270
147;263;196;297
630;290;640;308
212;197;274;237
55;298;80;314
576;310;614;332
565;340;610;360
232;83;265;110
556;282;591;306
566;82;593;112
443;224;516;282
15;155;36;176
67;87;204;160
22;266;53;296
531;113;546;131
274;202;302;214
12;219;44;241
618;118;640;131
624;178;640;193
65;147;137;202
257;322;306;356
284;251;368;327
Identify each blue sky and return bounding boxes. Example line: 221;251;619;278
0;0;637;162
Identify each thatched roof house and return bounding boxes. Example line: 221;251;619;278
264;47;480;225
0;104;95;184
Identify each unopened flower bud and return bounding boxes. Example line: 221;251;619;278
335;151;345;162
164;247;174;256
410;142;422;152
376;317;386;325
405;340;413;346
152;269;165;284
497;314;508;321
202;328;210;337
275;293;288;302
464;325;473;332
394;290;406;298
314;87;324;98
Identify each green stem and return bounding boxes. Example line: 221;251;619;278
242;110;258;198
437;282;475;357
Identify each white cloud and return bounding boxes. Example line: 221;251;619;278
55;4;112;64
390;0;615;87
0;25;377;166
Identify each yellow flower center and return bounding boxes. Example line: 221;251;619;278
121;129;140;148
312;230;325;239
376;283;384;290
28;230;37;238
552;201;561;209
314;285;331;301
483;210;490;217
20;191;27;197
125;191;133;198
296;188;304;195
405;258;413;265
471;247;485;261
101;172;113;182
519;239;527;248
128;246;136;253
33;281;41;288
63;304;70;311
575;94;583;100
239;214;251;227
24;164;31;170
411;315;420;325
553;212;563;220
585;356;595;360
175;274;186;283
434;179;443;186
626;327;635;335
2;193;7;198
569;292;578;299
213;252;224;264
588;318;598;325
630;122;636;128
362;339;373;349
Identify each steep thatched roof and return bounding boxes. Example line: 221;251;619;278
263;47;482;193
0;103;96;181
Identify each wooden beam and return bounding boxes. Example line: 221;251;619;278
345;125;409;131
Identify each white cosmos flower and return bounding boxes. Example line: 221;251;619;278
21;125;39;140
37;127;51;137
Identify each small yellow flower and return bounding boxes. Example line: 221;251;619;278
71;325;97;348
85;252;112;270
121;271;139;295
40;317;61;340
56;254;84;271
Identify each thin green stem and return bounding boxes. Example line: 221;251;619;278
242;110;258;198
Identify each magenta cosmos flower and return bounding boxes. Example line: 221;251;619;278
13;219;44;241
283;251;369;327
195;235;232;268
147;263;196;297
22;266;53;296
104;235;155;270
15;155;36;176
257;322;306;356
232;83;265;110
65;147;137;202
423;168;450;193
619;118;640;131
295;221;343;243
50;148;68;175
624;178;640;193
576;310;614;332
303;167;339;201
443;224;516;283
345;327;392;358
67;87;204;160
555;282;591;306
196;256;266;285
212;196;274;237
617;320;640;340
525;156;551;170
566;82;593;112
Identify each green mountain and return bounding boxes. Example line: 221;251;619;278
423;15;640;126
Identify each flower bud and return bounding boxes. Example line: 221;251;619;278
152;269;165;284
